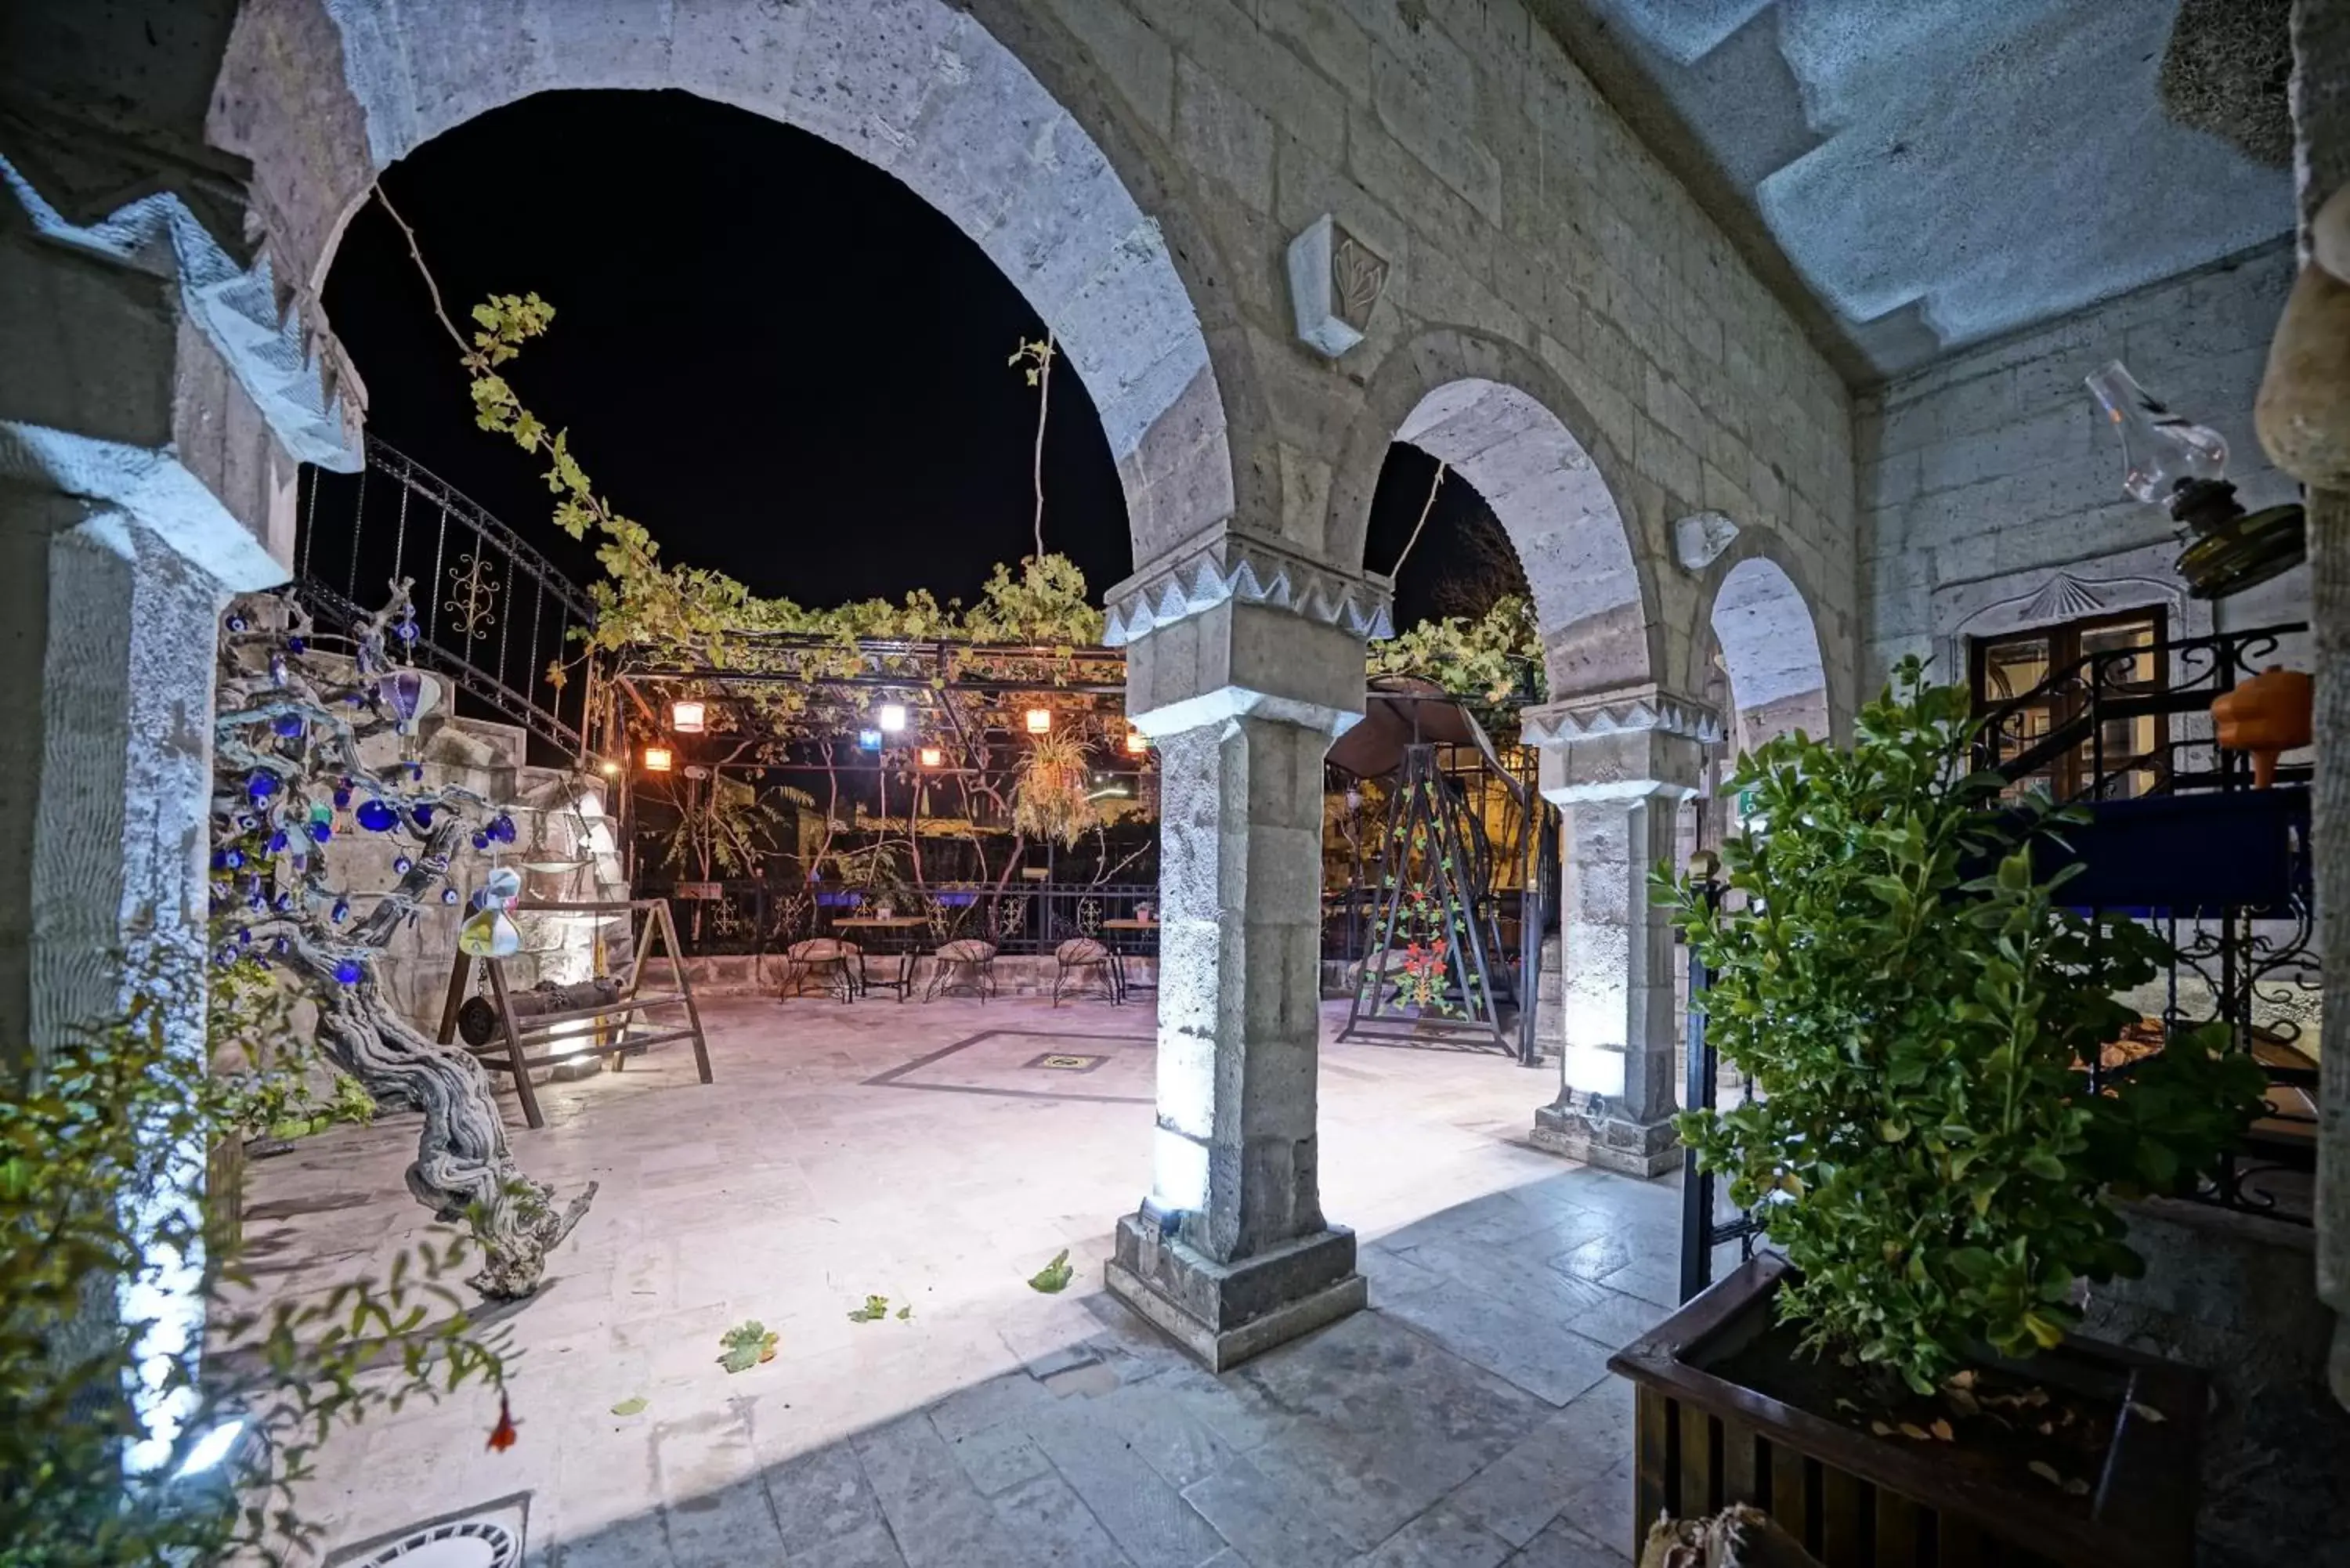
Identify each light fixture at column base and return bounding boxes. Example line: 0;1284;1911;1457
1530;1100;1680;1178
1104;1214;1366;1371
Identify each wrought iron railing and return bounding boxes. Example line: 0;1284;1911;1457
1976;622;2309;800
296;437;601;761
660;879;1160;959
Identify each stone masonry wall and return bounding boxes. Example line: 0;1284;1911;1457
1858;240;2305;693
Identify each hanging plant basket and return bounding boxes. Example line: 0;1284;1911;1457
1609;1255;2204;1568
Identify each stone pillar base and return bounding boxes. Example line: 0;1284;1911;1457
1531;1097;1679;1178
1104;1212;1366;1371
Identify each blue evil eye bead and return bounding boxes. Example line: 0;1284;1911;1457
247;894;266;911
309;821;332;844
212;848;244;872
215;948;236;969
333;959;363;985
356;799;399;833
472;831;490;851
235;928;251;946
394;620;419;642
332;787;352;809
410;762;426;781
273;891;294;912
247;773;280;801
345;692;366;706
392;855;412;874
271;712;304;738
491;815;517;845
441;887;459;905
233;813;255;832
272;936;288;955
413;804;435;829
226;613;248;633
269;657;287;685
331;899;349;923
286;636;306;654
266;829;288;854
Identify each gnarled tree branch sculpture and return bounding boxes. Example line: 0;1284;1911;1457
212;582;594;1298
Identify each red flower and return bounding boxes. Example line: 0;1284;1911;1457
486;1392;519;1453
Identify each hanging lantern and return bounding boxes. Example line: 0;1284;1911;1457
877;702;908;733
459;906;523;958
485;866;523;902
378;669;424;724
1125;731;1148;755
671;699;707;734
858;728;883;751
643;746;674;773
1025;708;1052;734
919;746;944;768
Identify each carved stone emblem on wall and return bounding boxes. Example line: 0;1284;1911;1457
1286;214;1390;358
1672;511;1741;572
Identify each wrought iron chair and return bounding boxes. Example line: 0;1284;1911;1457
1051;936;1119;1006
925;938;1000;1002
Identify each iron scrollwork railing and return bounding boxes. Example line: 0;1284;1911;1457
295;437;599;761
1978;619;2318;1225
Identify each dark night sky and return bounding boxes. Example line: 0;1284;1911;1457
324;88;1513;624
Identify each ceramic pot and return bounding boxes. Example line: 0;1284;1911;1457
2211;666;2313;788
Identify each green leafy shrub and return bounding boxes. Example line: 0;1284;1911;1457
2;988;510;1566
1664;659;2266;1393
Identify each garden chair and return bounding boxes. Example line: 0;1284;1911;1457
1051;936;1119;1006
924;938;1000;1002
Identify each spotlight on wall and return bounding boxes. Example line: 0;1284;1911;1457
1125;730;1148;755
877;702;908;733
919;746;944;768
642;746;674;773
858;728;884;751
1025;707;1052;734
670;699;706;734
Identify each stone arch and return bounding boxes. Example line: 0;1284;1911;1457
1330;331;1661;698
1703;547;1831;753
208;0;1253;568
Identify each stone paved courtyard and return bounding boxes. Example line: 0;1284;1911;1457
237;996;1695;1566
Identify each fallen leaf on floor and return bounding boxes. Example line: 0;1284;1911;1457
2126;1400;2167;1424
1897;1422;1930;1441
1929;1419;1954;1442
610;1396;647;1417
2062;1477;2091;1497
1946;1387;1979;1418
895;1305;911;1321
848;1295;891;1323
1029;1249;1074;1294
718;1321;779;1373
2028;1460;2063;1487
1870;1421;1893;1438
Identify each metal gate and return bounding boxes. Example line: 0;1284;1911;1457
1676;860;1760;1302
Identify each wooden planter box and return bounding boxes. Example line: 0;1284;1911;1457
1608;1255;2204;1568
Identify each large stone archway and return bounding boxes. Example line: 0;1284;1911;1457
209;0;1244;567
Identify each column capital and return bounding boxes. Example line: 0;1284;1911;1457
1520;681;1723;749
1527;681;1717;805
1102;518;1393;648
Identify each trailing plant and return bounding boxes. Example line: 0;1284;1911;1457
1664;659;2265;1394
1365;594;1543;721
1;990;512;1566
1011;732;1100;848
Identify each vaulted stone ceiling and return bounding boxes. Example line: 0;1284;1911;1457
1528;0;2294;384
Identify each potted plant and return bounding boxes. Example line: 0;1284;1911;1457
1615;659;2266;1567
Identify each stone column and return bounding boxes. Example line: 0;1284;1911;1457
1520;687;1716;1178
2269;0;2350;1411
1099;525;1390;1370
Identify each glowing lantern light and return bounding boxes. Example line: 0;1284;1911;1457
671;699;707;734
1126;731;1148;755
858;728;884;751
1025;707;1052;734
643;745;674;773
919;746;944;768
877;702;908;733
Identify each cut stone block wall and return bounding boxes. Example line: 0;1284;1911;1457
1858;240;2305;694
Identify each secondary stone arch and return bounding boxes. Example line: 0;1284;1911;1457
1329;331;1662;699
1702;543;1832;752
208;0;1255;569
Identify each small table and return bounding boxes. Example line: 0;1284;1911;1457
833;916;929;1001
1099;917;1160;1004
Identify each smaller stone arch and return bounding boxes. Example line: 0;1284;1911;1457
1708;554;1830;753
1332;333;1662;700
